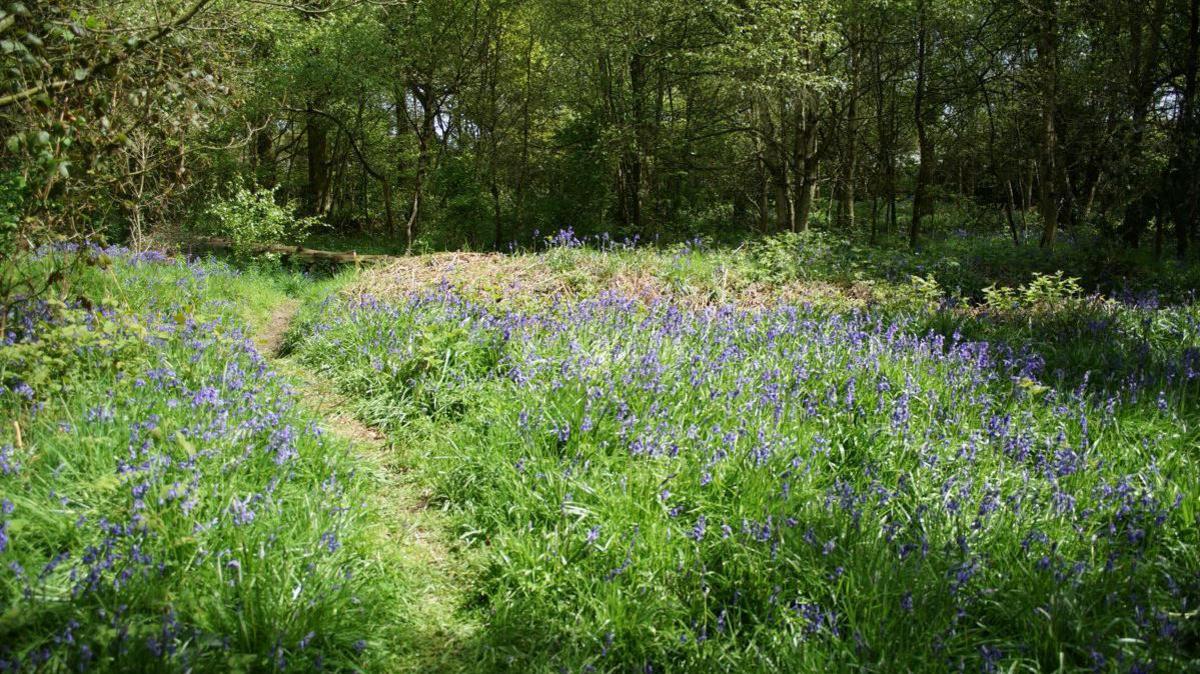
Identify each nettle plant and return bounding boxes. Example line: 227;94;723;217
203;185;320;259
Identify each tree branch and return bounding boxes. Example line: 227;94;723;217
0;0;214;109
283;105;386;180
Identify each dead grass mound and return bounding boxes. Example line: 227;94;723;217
343;250;874;311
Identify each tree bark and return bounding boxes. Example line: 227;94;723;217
836;35;860;231
793;107;820;231
1170;0;1200;256
1120;0;1168;247
515;31;535;237
406;82;437;253
305;104;331;216
628;50;648;236
1036;0;1060;248
911;0;934;248
252;114;275;189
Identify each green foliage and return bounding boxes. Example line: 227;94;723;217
298;302;504;430
201;185;320;259
375;321;504;420
1020;270;1083;308
896;273;945;311
0;251;406;671
0;298;148;398
291;247;1200;672
982;272;1082;313
5;236;1199;672
981;283;1020;312
0;171;24;257
0;0;236;245
745;231;870;284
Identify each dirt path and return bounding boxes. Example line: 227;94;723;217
254;298;300;357
257;299;477;672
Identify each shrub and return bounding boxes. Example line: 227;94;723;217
746;230;868;284
201;184;320;259
898;273;945;311
981;272;1083;314
1020;270;1083;308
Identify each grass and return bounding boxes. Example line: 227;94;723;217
289;235;1200;672
0;247;406;671
3;233;1199;672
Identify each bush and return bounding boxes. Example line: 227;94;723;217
201;184;320;259
746;230;869;284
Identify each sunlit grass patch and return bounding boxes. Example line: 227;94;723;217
295;264;1200;672
0;249;404;671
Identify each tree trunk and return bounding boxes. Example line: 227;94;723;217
487;17;504;250
406;84;436;253
305;103;331;216
837;38;859;231
885;81;898;235
1171;0;1200;256
911;0;933;248
794;110;820;232
759;97;792;232
515;31;534;237
774;170;794;232
629;51;648;236
872;43;889;242
392;87;408;239
838;119;856;232
381;179;396;237
1120;0;1168;247
253;115;275;189
1036;0;1060;248
756;151;771;232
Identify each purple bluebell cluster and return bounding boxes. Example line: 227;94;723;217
31;242;173;266
0;252;381;671
523;228;643;252
301;284;1199;671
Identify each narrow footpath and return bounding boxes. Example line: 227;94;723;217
254;299;478;673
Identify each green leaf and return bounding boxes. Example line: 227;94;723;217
73;67;89;81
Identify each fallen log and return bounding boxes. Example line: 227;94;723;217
189;238;398;264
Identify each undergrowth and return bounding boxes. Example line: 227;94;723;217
292;236;1200;672
0;247;404;671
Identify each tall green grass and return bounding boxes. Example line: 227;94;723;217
294;251;1199;672
0;247;403;671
